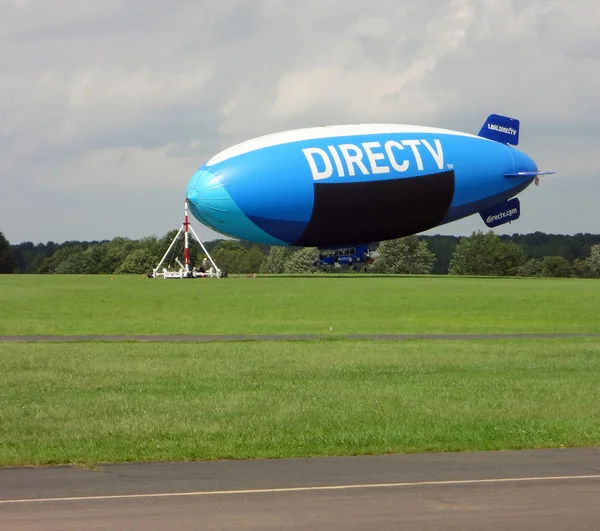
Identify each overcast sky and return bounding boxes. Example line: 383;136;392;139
1;0;598;245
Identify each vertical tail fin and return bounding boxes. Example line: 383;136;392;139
478;114;520;146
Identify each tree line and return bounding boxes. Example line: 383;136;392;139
1;229;600;278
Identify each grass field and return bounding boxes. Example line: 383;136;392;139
1;339;599;467
1;274;599;335
2;274;599;467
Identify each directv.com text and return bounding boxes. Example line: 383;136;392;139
486;208;518;224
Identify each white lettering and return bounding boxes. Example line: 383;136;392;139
361;142;390;175
384;141;409;172
401;140;423;170
338;144;369;176
486;207;518;224
487;123;517;136
302;148;332;180
303;137;448;180
327;146;345;177
421;139;444;170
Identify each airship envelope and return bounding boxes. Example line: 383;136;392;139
186;115;553;248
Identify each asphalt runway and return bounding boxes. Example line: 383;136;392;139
1;448;600;530
2;333;600;342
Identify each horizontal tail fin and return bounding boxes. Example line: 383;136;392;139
504;170;555;186
478;114;520;145
503;171;555;178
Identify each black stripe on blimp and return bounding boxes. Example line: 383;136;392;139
293;170;455;247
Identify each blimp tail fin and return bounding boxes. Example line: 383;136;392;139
478;114;520;146
504;171;555;178
504;170;555;186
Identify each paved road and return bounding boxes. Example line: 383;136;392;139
1;448;599;530
2;333;600;342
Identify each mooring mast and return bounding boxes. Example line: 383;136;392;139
152;199;222;279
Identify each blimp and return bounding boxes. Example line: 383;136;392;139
185;114;553;249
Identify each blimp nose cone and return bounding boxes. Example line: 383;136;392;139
186;169;230;228
185;167;288;245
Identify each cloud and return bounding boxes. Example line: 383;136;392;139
0;0;598;245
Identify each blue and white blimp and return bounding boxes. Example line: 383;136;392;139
185;114;553;248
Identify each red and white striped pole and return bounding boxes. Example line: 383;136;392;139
184;199;190;271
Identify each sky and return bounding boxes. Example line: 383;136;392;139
1;0;599;245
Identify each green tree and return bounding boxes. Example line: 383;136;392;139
516;258;543;277
421;235;459;274
116;249;156;274
212;241;250;274
59;244;106;274
448;231;527;276
138;236;162;258
371;235;436;274
38;243;87;274
572;258;592;278
541;256;572;278
586;244;600;278
53;249;99;274
0;231;15;273
155;230;180;264
244;246;266;273
283;247;319;274
507;232;600;263
98;237;137;273
259;246;292;274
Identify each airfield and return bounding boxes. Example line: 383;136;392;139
1;274;600;529
3;449;600;530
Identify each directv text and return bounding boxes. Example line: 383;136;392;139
487;123;517;136
302;139;445;180
486;207;518;224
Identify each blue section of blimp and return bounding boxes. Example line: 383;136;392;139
203;147;315;244
440;143;537;225
441;179;531;226
186;130;539;246
186;168;288;245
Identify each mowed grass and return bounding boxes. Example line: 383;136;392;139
1;339;599;467
1;275;599;335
